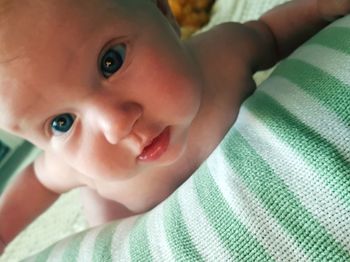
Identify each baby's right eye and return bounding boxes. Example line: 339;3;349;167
50;113;75;136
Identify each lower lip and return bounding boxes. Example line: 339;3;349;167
137;127;170;161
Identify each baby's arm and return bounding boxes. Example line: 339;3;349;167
0;162;59;254
243;0;350;71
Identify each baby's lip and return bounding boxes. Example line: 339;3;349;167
137;127;170;161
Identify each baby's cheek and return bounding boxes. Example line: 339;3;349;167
168;80;202;121
70;141;136;180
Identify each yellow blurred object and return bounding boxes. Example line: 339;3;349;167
169;0;215;38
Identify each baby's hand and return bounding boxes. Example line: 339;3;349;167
318;0;350;21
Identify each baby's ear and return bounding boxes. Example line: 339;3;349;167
154;0;180;36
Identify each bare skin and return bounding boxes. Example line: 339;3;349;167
1;0;350;254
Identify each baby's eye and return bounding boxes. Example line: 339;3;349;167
50;113;75;136
100;44;126;78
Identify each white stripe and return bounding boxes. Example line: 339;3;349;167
236;107;350;250
46;236;74;262
23;256;36;262
177;177;237;262
207;150;310;262
291;44;350;87
111;216;139;262
75;226;105;262
147;204;176;262
259;76;350;161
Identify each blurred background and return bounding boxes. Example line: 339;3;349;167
169;0;216;38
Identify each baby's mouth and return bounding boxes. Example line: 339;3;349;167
137;127;170;161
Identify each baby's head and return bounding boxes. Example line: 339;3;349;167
0;0;204;179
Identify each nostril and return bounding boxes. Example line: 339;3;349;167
123;102;142;114
122;102;143;124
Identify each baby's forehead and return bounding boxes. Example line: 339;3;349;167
0;0;131;131
2;0;107;59
0;52;60;135
0;0;124;46
2;0;122;16
0;75;35;133
0;0;118;34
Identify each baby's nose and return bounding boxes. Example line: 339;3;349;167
96;102;142;144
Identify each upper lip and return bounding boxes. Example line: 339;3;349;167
136;128;165;154
142;130;163;148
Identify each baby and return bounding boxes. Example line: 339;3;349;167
0;0;349;254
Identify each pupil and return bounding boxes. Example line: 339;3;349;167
105;58;113;68
57;118;66;127
103;50;122;73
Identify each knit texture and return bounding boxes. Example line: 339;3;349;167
24;14;350;262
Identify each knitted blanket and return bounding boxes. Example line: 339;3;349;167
24;14;350;262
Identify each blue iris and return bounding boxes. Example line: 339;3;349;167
100;44;126;78
51;113;74;134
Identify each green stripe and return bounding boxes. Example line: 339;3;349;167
92;223;116;262
30;244;56;262
246;92;350;205
61;233;85;262
272;59;350;124
128;215;152;262
221;128;350;260
194;164;273;261
306;26;350;55
163;191;203;262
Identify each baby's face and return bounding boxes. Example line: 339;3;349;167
0;0;203;180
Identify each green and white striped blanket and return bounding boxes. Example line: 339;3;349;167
25;15;350;262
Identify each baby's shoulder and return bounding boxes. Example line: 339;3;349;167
188;22;249;56
187;22;265;77
33;151;85;194
190;21;277;72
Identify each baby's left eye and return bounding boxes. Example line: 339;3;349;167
100;44;126;78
